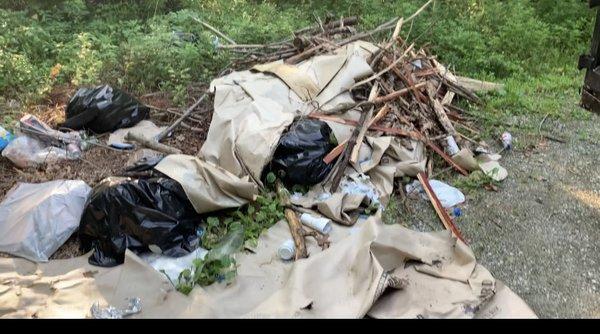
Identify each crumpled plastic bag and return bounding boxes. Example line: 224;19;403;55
90;297;142;319
0;180;91;262
269;119;337;186
1;136;78;168
142;247;208;283
78;177;202;267
61;85;149;134
406;179;465;208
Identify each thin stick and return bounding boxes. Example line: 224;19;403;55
323;139;348;164
193;17;236;45
424;140;469;176
155;92;207;142
417;172;467;244
352;43;415;88
372;82;428;104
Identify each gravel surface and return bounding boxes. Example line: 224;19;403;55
399;112;600;318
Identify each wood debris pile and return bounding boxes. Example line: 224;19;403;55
215;5;492;184
205;1;504;247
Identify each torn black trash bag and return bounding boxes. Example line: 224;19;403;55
79;177;201;267
269;119;337;186
61;85;149;134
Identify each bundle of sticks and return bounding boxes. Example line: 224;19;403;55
220;15;359;66
217;1;436;68
304;16;485;190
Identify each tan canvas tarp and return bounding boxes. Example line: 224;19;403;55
155;154;258;214
199;41;425;219
0;215;536;318
200;41;384;182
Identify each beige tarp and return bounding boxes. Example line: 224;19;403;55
155;154;258;214
0;216;536;318
199;41;425;219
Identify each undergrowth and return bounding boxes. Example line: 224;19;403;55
0;0;593;131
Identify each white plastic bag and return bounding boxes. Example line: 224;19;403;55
141;247;208;283
1;136;75;168
406;179;465;208
0;180;92;262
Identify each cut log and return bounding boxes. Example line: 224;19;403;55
276;181;308;260
125;132;182;155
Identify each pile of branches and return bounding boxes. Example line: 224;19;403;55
207;0;485;182
200;0;497;254
216;0;434;67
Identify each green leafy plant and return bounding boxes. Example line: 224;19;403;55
201;193;285;250
175;254;237;295
175;223;244;294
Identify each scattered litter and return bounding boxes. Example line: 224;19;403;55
61;84;149;134
0;180;91;262
2;112;88;168
79;177;201;267
453;207;462;217
0;6;536;319
278;239;295;261
19;114;83;152
90;297;142;319
501;131;513;150
452;148;481;172
2;136;78;168
476;153;508;182
444;135;460;156
406;179;465;208
107;120;166;149
417;172;466;243
270;119;337;186
142;247;208;283
299;213;332;234
0;125;14;151
340;175;380;205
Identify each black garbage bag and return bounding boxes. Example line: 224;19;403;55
61;85;149;134
79;177;201;267
269;119;337;186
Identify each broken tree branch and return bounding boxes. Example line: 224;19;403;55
155;92;207;142
193;17;236;45
417;172;467;244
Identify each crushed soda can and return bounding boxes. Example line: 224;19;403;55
501;132;512;150
444;135;460;156
90;297;142;319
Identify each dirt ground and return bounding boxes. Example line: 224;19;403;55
399;112;600;318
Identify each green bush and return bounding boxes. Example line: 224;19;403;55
0;0;594;114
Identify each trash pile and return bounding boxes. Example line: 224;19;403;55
0;3;534;319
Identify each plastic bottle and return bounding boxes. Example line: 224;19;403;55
300;213;332;234
444;135;460;156
278;239;295;261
